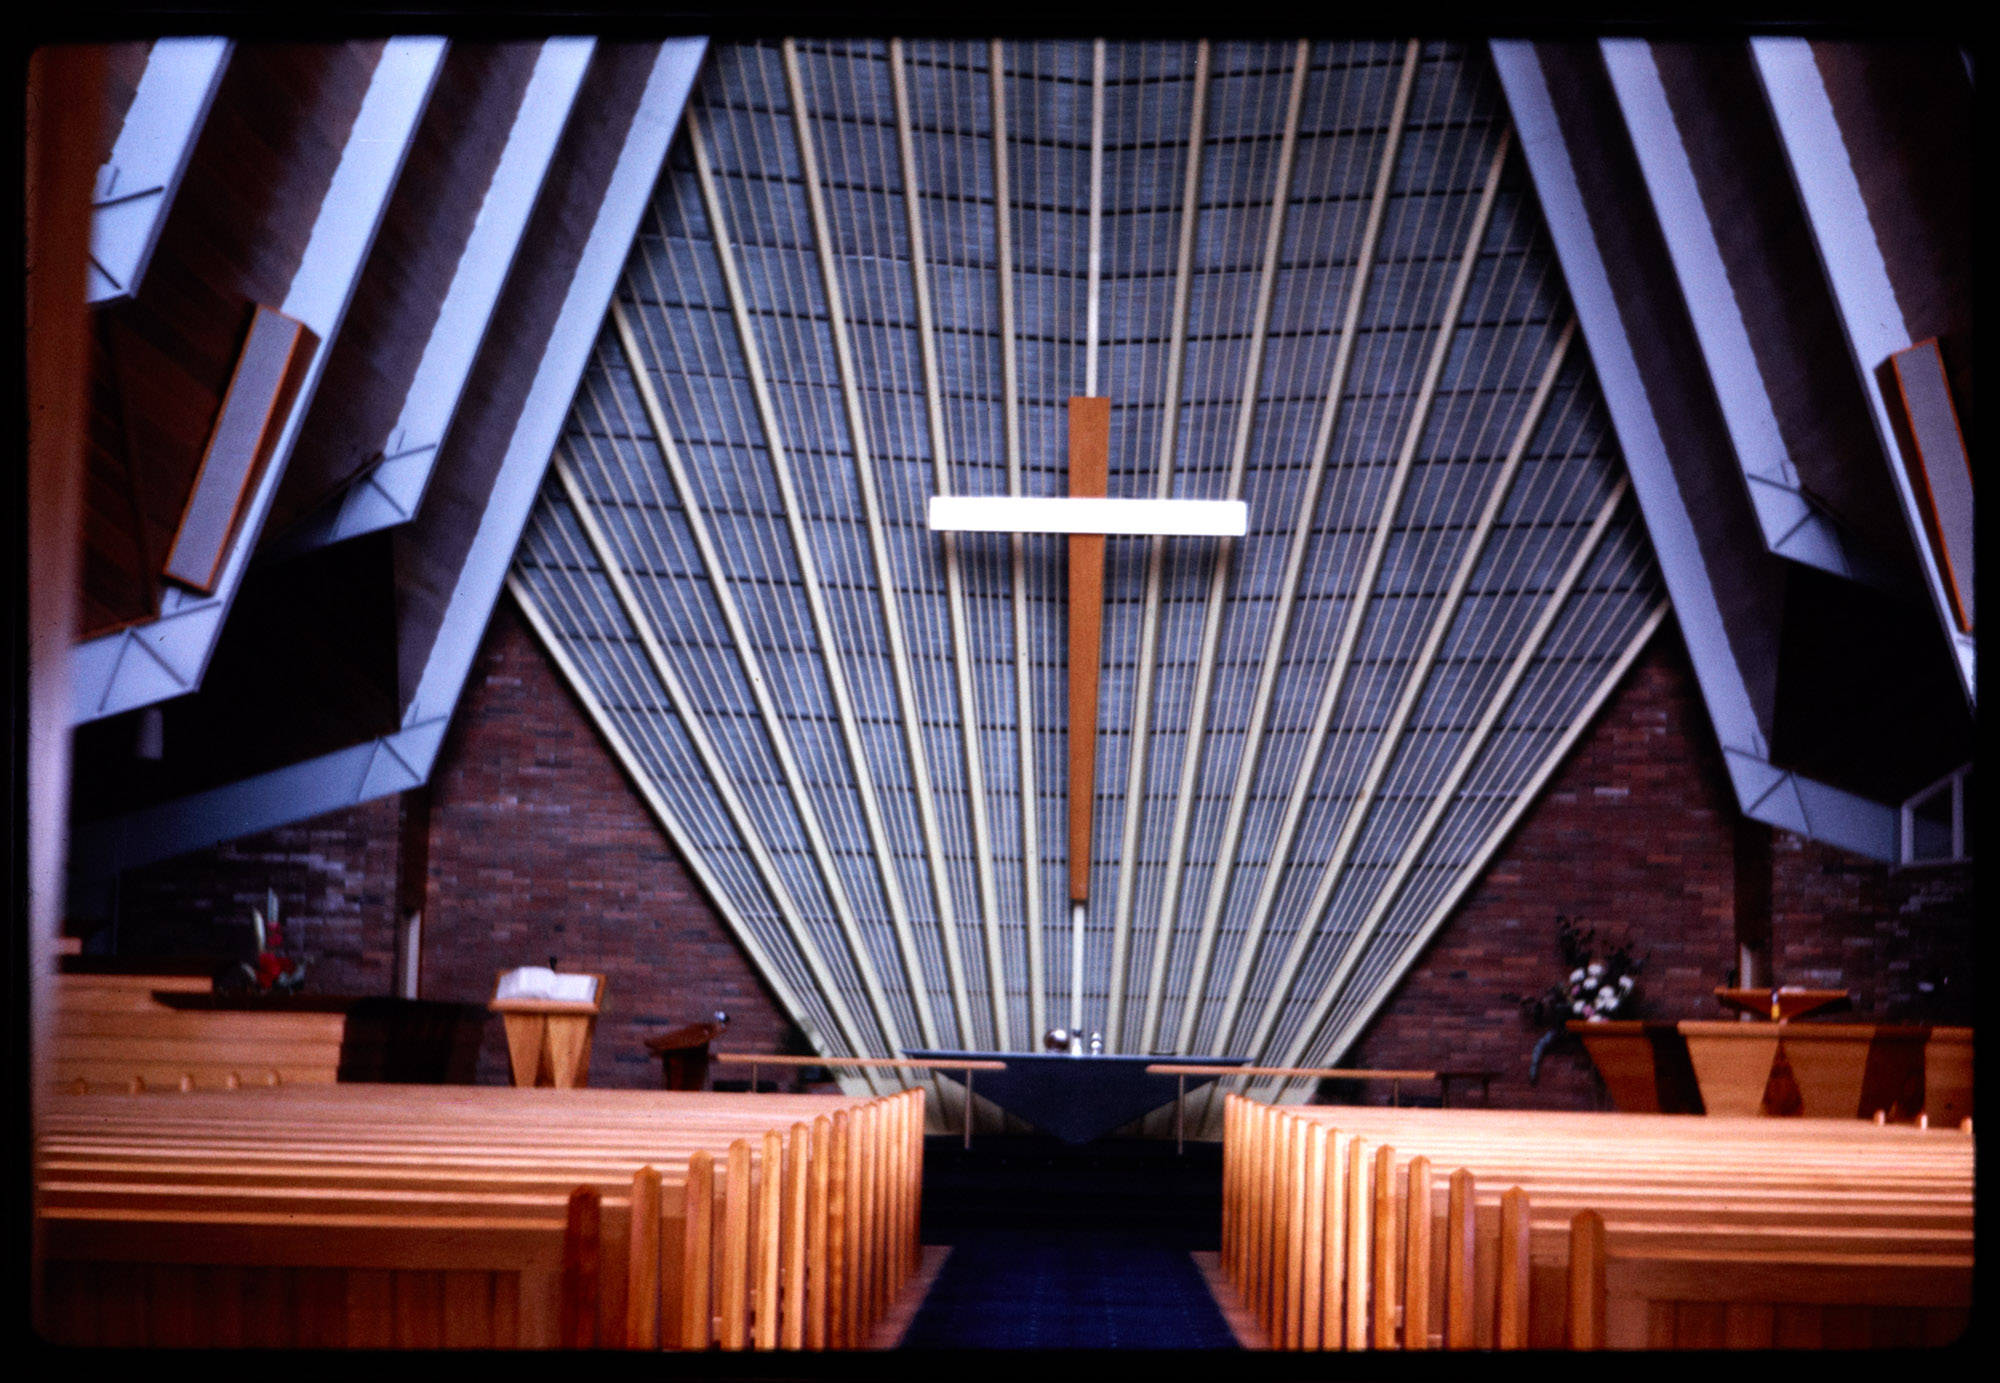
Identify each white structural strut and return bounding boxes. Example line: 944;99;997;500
992;40;1036;1051
1749;37;1973;704
88;38;232;304
608;292;905;1068
1124;39;1211;1053
682;107;928;1054
928;496;1248;537
889;38;988;1047
1493;39;1899;861
1188;126;1513;1060
1156;38;1312;1054
541;458;884;1080
1169;39;1422;1051
1289;490;1655;1083
508;576;846;1069
68;42;707;900
279;39;597;553
71;38;447;726
1236;315;1571;1062
784;39;949;1050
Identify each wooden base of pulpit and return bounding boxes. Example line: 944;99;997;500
490;974;605;1088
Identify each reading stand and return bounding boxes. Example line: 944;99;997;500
490;971;606;1088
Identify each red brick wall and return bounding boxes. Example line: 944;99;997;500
1340;620;1975;1109
98;604;1973;1105
114;794;402;997
417;600;796;1087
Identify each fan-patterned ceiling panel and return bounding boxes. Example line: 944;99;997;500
508;37;1667;1096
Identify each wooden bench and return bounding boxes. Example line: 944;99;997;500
52;972;345;1092
1223;1097;1973;1349
38;1084;927;1350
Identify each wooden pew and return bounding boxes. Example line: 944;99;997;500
1223;1097;1973;1349
38;1084;928;1350
52;972;345;1091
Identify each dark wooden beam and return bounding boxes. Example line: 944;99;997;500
1067;396;1109;904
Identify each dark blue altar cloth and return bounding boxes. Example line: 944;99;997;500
906;1050;1248;1144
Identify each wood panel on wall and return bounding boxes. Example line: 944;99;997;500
78;41;384;637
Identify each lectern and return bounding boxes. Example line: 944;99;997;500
490;971;605;1088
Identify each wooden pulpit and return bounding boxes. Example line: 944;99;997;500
490;972;605;1088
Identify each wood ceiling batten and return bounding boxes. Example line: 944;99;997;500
1156;39;1311;1056
1237;319;1575;1062
990;39;1040;1052
784;38;948;1051
889;38;988;1048
1172;39;1422;1053
683;97;925;1063
607;298;902;1080
541;451;883;1075
1295;498;1661;1084
508;574;837;1061
502;40;1670;1070
1119;40;1209;1056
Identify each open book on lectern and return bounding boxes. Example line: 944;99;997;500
494;966;599;1004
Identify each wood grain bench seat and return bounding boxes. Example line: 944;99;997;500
39;1084;927;1350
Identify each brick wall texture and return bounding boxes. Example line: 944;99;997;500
108;604;1972;1102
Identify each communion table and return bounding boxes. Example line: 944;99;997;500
906;1050;1249;1144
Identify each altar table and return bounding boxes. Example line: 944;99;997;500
906;1050;1248;1144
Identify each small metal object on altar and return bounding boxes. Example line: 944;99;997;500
1043;1027;1071;1053
1087;1031;1103;1055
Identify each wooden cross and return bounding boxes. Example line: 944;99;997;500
928;396;1247;929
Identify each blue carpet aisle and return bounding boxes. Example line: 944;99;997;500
900;1136;1240;1350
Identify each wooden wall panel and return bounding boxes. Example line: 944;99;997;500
76;42;383;635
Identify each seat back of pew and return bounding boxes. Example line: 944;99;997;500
39;1084;926;1350
1228;1096;1973;1350
52;972;345;1091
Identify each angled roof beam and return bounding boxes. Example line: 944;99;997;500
1748;38;1973;705
270;38;597;554
87;38;232;305
1493;40;1898;861
70;38;448;725
1599;40;1886;586
67;41;709;907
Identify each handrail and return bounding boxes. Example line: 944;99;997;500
1147;1064;1501;1152
712;1053;1007;1147
712;1054;1007;1071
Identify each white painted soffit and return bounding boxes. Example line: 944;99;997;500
1598;39;1886;587
68;39;710;892
1492;40;1897;862
1749;37;1974;706
70;38;450;726
268;38;598;556
87;37;233;305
